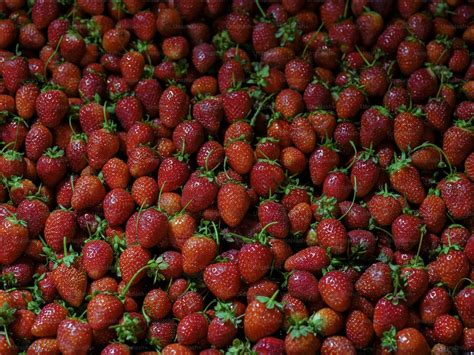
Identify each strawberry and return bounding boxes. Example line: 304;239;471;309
335;85;365;120
434;314;463;344
135;78;162;117
193;97;223;135
222;90;252;123
36;146;67;188
120;51;145;86
359;106;393;148
203;262;241;301
79;102;107;135
52;264;87;308
182;234;217;275
315;218;347;255
356;10;384;47
36;89;68;128
16;198;49;238
102;158;130;189
86;125;120;170
115;96;144;131
391;214;424;252
225;140;254;175
70;175;105;211
319;271;353;312
15;83;40;120
238;242;273;284
320;336;356;354
87;293;124;330
345;310;374;349
309;141;340;186
143;288;172;321
388;153;426;205
376;19;407;54
159;86;190;129
250;161;285;197
244;291;283;342
27;338;60;354
434;248;469;289
275;88;304;119
284;246;330;273
407;67;438;103
252;22;278;54
288;202;312;234
420;287;452;325
217;183;250;228
0;214;29;266
382;327;430;354
57;319;92;355
44;209;76;252
31;303;68;337
355;262;393;301
284;325;320;355
0;19;17;49
103;188;134;227
177;312;208;345
82;239;113;280
397;36;427;76
394;109;425;151
373;297;409;337
400;265;429;306
437;173;474;220
258;201;290;239
419;190;446;233
454;286;474;327
119;245;151;286
131;176;159;207
207;304;240;348
2;56;29;94
442;120;474;167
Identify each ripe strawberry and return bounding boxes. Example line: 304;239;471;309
143;288;172;321
0;214;29;265
79;102;107;135
192;97;223;135
115;96;144;131
82;239;113;280
86;126;120;170
177;312;208;345
435;249;469;289
70;175;105;211
335;85;365;120
103;188;134;227
258;201;290;239
437;173;474;220
204;262;241;301
388;153;426;205
345;310;374;349
309;141;340;186
319;271;353;312
394;109;425;151
27;338;60;354
217;183;250;228
118;245;152;288
15;83;40;120
182;234;217;276
52;264;87;308
397;36;427;76
36;146;67;188
376;19;407;54
0;19;17;49
102;158;130;189
420;287;452;325
36;89;68;128
383;328;430;354
252;21;278;54
31;303;68;337
419;190;446;233
238;242;273;284
355;262;393;301
392;214;424;252
454;286;474;327
2;56;29;94
57;319;92;355
250;161;285;197
407;67;438;102
159;86;190;129
44;209;76;252
120;51;145;86
244;292;283;342
357;9;384;47
373;297;409;337
434;314;463;344
284;246;330;273
359;106;393;148
87;293;124;330
442;120;474;167
315;218;347;255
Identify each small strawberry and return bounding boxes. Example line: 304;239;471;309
36;146;67;188
102;158;130;189
424;97;452;133
52;263;87;308
373;297;408;337
345;310;374;349
284;246;330;273
250;161;285;197
103;188;134;227
437;173;474;220
31;303;68;337
442;120;474;167
87;293;124;330
82;239;113;280
360;106;393;148
433;314;463;344
217;183;250;228
309;140;340;186
394;108;425;151
454;286;474;327
381;327;430;354
120;51;145;86
159;86;190;129
176;312;208;345
44;209;76;252
319;271;353;312
204;262;241;301
71;175;105;211
143;288;172;321
419;287;452;325
35;89;69;128
407;67;438;103
397;36;427;76
434;248;469;289
86;124;120;170
392;214;424;252
182;234;218;276
320;336;356;354
335;85;365;120
258;200;290;239
238;242;273;284
388;153;426;205
315;218;347;255
355;262;393;301
181;172;218;213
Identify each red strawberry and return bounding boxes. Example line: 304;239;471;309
52;264;87;308
407;67;438;103
244;291;283;342
315;218;347;255
442;120;474;167
35;90;68;128
382;327;430;354
336;85;365;120
15;83;40;120
87;293;124;330
424;98;452;132
373;297;408;337
31;303;68;337
437;173;474;220
309;141;340;186
193;97;223;135
360;106;393;148
250;161;285;197
103;188;134;227
400;266;429;306
394;109;425;151
136;208;168;249
82;240;113;280
57;319;92;355
433;314;463;344
115;96;144;131
180;172;218;213
388;153;426;205
420;287;452;325
350;149;380;197
454;286;474;327
0;214;29;266
71;175;105;211
284;246;330;273
319;271;353;312
434;249;469;289
2;56;29;94
159;86;190;129
376;19;407;54
86;126;120;170
355;262;393;301
238;242;273;284
177;312;208;345
143;288;172;321
102;158;130;189
182;234;217;275
419;190;446;233
27;338;60;354
391;214;424;252
320;336;356;354
345;310;374;349
204;262;241;301
79;102;107;135
217;183;250;228
120;51;145;86
258;200;290;239
119;245;151;286
275;89;304;119
36;146;67;188
44;209;76;252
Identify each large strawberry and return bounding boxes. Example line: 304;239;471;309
0;214;29;265
319;271;353;312
387;153;426;205
52;263;87;308
244;291;283;342
57;319;92;355
437;173;474;220
217;183;250;228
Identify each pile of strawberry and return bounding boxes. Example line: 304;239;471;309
0;0;473;353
